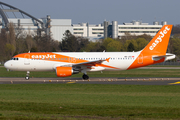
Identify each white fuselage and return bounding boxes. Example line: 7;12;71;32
5;52;141;72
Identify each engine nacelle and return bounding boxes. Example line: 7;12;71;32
56;67;79;77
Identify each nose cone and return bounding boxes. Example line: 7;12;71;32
4;61;11;69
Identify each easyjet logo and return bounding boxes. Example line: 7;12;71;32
149;26;170;50
31;54;56;59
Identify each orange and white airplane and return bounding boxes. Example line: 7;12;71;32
4;25;175;80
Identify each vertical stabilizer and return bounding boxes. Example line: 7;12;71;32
142;25;172;55
128;25;173;70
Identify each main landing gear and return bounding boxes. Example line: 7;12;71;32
25;71;89;80
25;71;30;80
82;74;89;80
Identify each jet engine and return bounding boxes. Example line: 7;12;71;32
56;67;79;77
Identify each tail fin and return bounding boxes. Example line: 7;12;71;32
142;25;172;55
128;25;173;70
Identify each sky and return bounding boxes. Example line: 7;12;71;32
0;0;180;25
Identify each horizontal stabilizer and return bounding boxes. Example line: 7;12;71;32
152;53;175;61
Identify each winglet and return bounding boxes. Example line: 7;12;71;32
106;57;110;62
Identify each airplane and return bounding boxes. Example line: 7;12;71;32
4;25;175;80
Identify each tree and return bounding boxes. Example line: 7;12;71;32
136;34;152;42
171;37;180;56
0;29;7;61
77;37;89;51
172;24;180;35
127;42;135;52
102;38;114;49
16;38;27;53
121;32;137;42
107;40;122;52
26;35;35;51
123;40;131;51
30;47;38;52
84;41;99;52
6;23;16;57
5;43;15;59
36;34;55;52
60;30;79;52
136;38;149;50
14;25;25;40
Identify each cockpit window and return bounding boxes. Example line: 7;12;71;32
11;58;19;60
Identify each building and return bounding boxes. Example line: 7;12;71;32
73;20;166;40
2;18;73;41
117;21;166;38
0;18;166;41
50;19;73;41
73;23;104;40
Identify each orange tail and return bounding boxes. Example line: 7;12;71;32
142;25;173;55
128;25;173;70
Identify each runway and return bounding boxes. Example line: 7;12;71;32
0;77;180;85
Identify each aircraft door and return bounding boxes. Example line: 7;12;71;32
24;54;30;65
138;53;143;64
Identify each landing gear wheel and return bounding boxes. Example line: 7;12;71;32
25;76;29;80
82;74;89;80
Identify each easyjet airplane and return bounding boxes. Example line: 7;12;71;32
4;25;175;80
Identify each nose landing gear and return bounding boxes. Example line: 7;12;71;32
25;71;30;80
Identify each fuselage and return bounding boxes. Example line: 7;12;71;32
5;52;142;72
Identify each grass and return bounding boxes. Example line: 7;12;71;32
1;66;180;78
1;66;180;119
0;84;180;119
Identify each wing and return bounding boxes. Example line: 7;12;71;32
53;57;120;71
58;57;110;67
72;57;110;67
